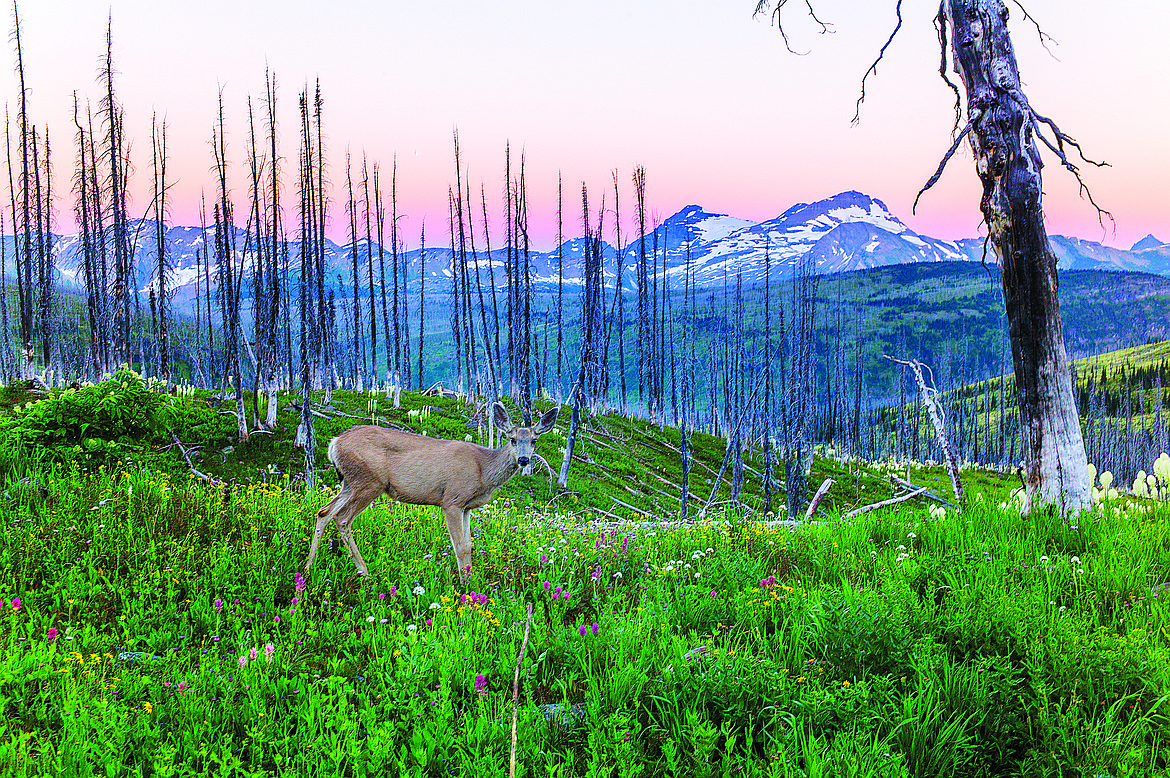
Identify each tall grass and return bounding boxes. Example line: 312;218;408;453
1;461;1168;776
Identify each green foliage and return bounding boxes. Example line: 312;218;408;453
1;458;1168;776
0;371;207;475
2;372;1170;775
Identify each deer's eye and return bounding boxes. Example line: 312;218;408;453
510;438;517;445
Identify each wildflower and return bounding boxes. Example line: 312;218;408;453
367;616;376;623
1071;556;1081;565
295;573;306;595
429;602;440;611
578;624;587;636
413;586;425;597
592;623;599;635
214;598;224;614
591;565;602;582
543;581;551;590
613;572;623;580
406;624;417;633
475;673;488;695
238;655;247;668
264;643;275;663
47;627;59;642
710;590;717;598
143;702;153;715
1039;556;1049;564
11;597;22;612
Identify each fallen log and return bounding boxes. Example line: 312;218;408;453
844;487;928;519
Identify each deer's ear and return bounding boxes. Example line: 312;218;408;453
535;406;559;436
493;402;512;431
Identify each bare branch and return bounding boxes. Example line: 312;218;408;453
509;602;533;778
913;118;974;213
852;0;904;125
1027;108;1114;231
803;478;834;521
1008;0;1057;54
844;487;928;518
753;0;831;55
934;1;962;132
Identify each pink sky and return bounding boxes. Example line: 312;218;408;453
4;0;1167;251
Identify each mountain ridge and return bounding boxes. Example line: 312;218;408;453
13;190;1170;303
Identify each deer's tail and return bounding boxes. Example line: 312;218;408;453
327;436;342;472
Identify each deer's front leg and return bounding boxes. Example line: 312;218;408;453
462;509;473;579
442;505;473;580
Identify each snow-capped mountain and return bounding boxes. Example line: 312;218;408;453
17;190;1170;306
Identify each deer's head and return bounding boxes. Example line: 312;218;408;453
494;402;559;476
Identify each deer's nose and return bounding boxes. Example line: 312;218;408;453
517;456;530;468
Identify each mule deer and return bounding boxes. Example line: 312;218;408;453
305;402;559;578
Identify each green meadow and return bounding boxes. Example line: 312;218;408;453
1;374;1169;776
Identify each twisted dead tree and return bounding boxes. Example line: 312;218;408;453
755;0;1106;513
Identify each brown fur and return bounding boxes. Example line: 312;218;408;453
304;402;558;578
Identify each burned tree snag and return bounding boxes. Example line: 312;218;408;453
938;0;1093;512
756;0;1101;513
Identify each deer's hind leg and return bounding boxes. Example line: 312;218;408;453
306;480;380;576
331;481;383;577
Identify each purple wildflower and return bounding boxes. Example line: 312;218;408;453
214;598;224;614
10;597;22;612
591;565;602;582
264;643;275;663
578;624;587;636
591;622;599;635
295;572;306;595
475;673;488;695
47;627;59;642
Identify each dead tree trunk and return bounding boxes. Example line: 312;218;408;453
754;0;1102;515
886;355;964;505
939;0;1092;512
